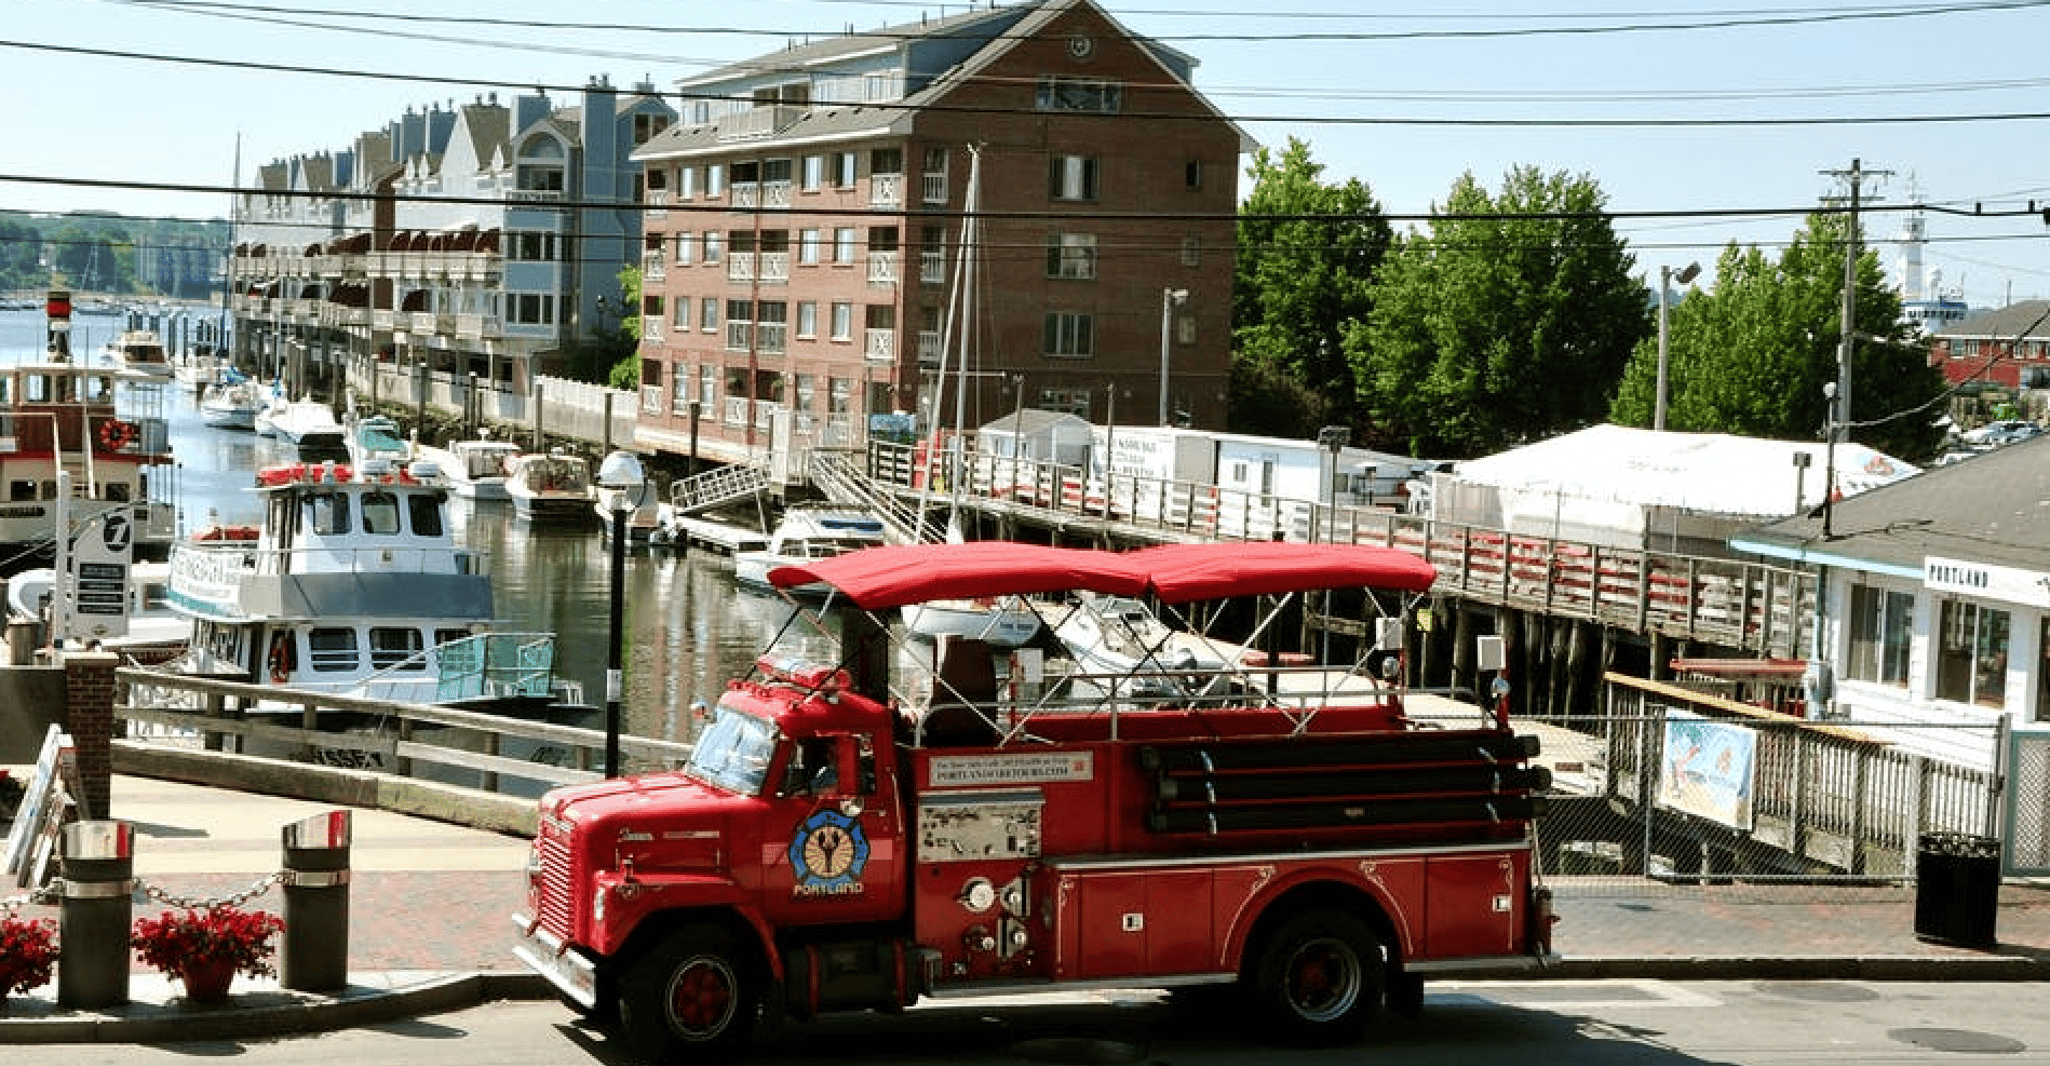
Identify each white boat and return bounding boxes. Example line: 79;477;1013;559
414;436;523;500
733;507;890;595
198;374;265;431
345;410;413;468
174;348;229;391
503;450;596;523
902;596;1041;649
104;329;173;379
7;560;189;661
161;457;573;713
265;397;349;461
1050;590;1231;699
595;484;664;542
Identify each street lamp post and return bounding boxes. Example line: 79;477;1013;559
1654;262;1699;431
1158;288;1188;426
596;450;648;778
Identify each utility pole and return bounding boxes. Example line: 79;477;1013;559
1819;158;1891;444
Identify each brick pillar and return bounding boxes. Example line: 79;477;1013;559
62;651;119;819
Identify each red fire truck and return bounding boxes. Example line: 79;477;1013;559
513;541;1555;1061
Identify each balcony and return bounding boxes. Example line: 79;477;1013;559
869;173;902;207
920;251;945;285
646;190;669;220
917;330;941;366
641;385;664;414
864;328;895;362
507;189;565;204
719;104;808;142
642;251;665;282
866;250;899;286
922;172;947;204
731;181;793;210
724;396;750;425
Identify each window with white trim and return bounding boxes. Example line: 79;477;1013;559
1847;584;1912;687
1045;232;1098;280
1935;599;2010;708
1048;155;1099;201
1043;312;1093;357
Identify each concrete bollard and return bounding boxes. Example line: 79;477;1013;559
279;810;351;991
57;820;134;1010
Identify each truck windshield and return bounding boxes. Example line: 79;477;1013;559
685;706;778;795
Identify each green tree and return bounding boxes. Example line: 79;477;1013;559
607;265;643;390
1354;166;1649;457
1610;212;1944;459
1230;138;1391;438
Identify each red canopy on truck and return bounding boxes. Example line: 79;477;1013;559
768;540;1436;610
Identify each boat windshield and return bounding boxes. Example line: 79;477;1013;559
685;706;778;795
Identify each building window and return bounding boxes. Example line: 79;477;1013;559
1048;155;1099;201
700;297;719;332
793;374;815;414
1035;76;1123;114
757;301;787;353
802;154;825;190
508;232;558;262
1045;232;1098;280
678;166;698;198
1185;160;1203;189
706;164;726;197
1846;585;1913;687
699;365;717;410
632;112;671;147
673;300;691;331
1935;599;2010;709
703;232;723;264
673;232;694;264
832;227;857;265
508;293;555;325
796;301;818;339
671;371;690;415
834;151;858;188
1180;235;1201;267
726;299;753;351
799;228;821;265
830;301;853;341
1043;312;1094;358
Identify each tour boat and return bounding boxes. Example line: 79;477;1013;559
0;351;178;563
161;457;574;713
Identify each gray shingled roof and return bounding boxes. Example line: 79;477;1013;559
678;4;1034;88
1735;433;2050;573
1933;300;2050;341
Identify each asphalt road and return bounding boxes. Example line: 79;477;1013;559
14;979;2050;1066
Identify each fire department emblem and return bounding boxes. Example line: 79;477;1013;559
789;808;869;896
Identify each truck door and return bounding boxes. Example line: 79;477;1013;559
761;733;902;927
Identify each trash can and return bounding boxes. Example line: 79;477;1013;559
1914;832;2000;948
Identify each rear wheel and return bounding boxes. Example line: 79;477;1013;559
1250;908;1383;1046
618;925;759;1063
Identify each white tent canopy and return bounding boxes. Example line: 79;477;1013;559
1429;424;1918;552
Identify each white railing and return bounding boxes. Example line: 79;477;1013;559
869;173;902;206
867;250;899;285
922;172;947;204
865;328;895;361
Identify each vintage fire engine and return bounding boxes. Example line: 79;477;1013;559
513;541;1554;1061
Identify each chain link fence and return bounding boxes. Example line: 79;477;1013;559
1506;674;2021;900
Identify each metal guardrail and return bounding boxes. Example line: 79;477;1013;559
114;668;694;795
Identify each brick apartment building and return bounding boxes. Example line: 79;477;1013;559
629;0;1245;468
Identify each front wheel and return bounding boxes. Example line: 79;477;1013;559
1250;908;1383;1046
618;924;759;1063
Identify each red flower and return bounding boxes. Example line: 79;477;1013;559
0;912;58;997
131;905;285;981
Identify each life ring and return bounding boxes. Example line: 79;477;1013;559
268;632;292;684
97;419;137;451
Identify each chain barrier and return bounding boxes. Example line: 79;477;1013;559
133;871;284;911
2;885;61;913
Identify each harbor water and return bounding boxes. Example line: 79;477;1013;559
1;305;829;751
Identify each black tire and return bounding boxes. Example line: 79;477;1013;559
1249;908;1383;1046
618;924;759;1063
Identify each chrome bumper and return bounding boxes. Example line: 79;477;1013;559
510;912;599;1009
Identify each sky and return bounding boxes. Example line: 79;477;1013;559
4;0;2049;310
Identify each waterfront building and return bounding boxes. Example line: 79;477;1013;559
226;77;675;398
627;0;1244;468
1928;300;2050;389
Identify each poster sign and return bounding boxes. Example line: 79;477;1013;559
1656;710;1758;831
65;509;133;641
3;726;80;887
